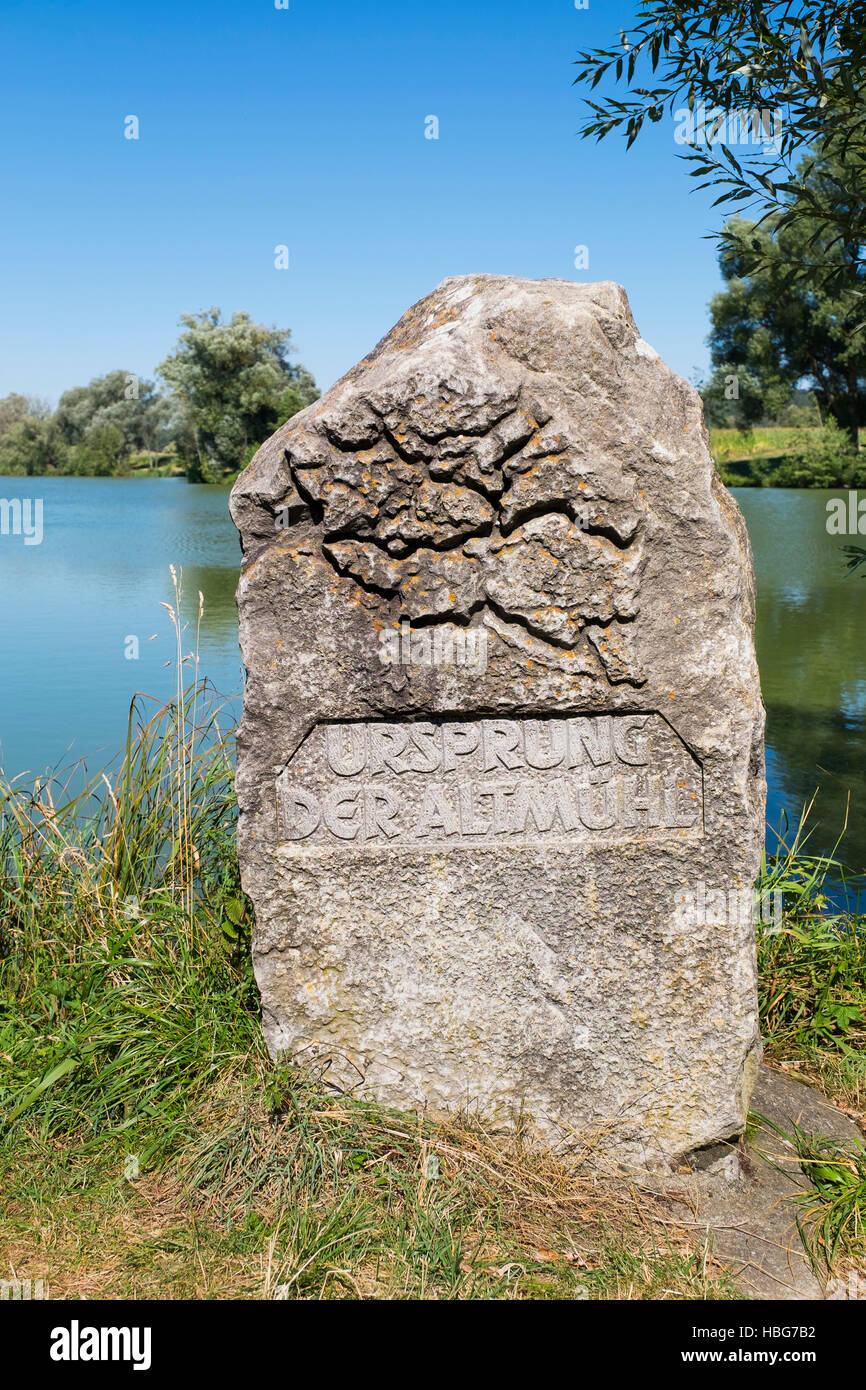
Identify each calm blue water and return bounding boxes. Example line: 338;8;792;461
0;476;243;779
0;476;863;876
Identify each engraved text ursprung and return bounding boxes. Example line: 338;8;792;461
277;715;702;847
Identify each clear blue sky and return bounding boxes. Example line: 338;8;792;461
0;0;730;404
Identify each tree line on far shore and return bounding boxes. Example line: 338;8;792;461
4;156;864;489
0;310;319;484
2;268;860;491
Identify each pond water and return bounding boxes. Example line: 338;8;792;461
0;476;863;875
736;488;865;877
0;476;244;780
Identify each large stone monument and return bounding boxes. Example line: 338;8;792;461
230;275;765;1168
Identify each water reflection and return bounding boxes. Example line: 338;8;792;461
735;488;866;875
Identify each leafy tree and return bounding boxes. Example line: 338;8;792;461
702;379;820;429
771;418;862;484
704;156;864;446
702;361;792;428
158;310;319;481
0;415;67;476
67;423;126;477
55;371;171;458
0;375;175;478
0;393;51;437
0;323;317;482
574;2;865;296
274;370;319;428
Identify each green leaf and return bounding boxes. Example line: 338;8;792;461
7;1057;80;1122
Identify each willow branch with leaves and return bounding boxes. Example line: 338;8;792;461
574;3;865;295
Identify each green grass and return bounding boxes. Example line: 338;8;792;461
756;807;866;1108
748;1114;866;1274
709;426;817;465
789;1128;866;1272
751;810;866;1271
711;423;865;488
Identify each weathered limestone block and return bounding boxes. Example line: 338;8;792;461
230;275;766;1169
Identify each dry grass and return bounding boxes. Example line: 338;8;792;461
1;1076;739;1301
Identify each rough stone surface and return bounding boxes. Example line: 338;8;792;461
661;1066;866;1299
230;274;766;1169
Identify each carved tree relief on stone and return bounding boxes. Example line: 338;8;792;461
284;388;646;684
